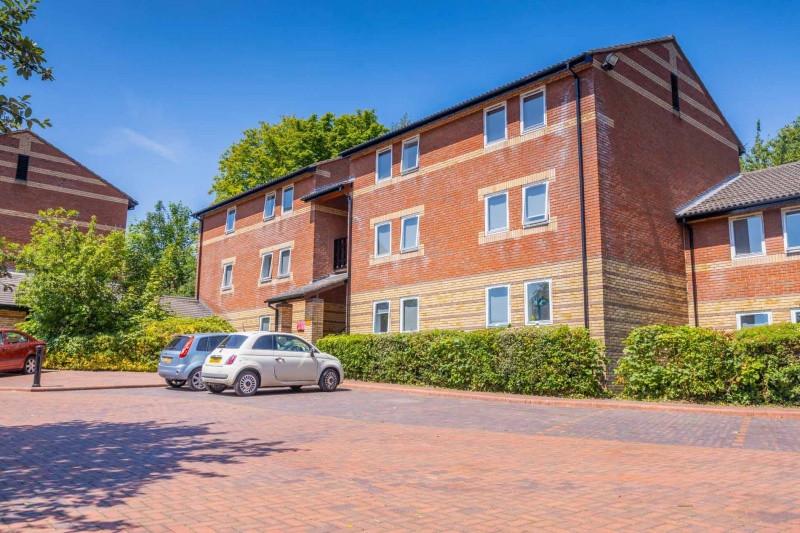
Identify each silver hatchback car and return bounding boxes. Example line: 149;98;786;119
157;333;230;391
201;332;344;397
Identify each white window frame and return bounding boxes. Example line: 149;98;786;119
376;146;393;183
484;190;509;235
263;192;276;220
524;278;553;326
400;214;420;252
400;296;420;333
791;309;800;324
225;207;236;234
374;221;392;258
522;181;550;227
781;207;800;254
277;248;292;278
259;316;271;332
485;284;511;328
519;88;547;134
483;102;507;146
400;136;420;174
221;263;234;290
259;252;273;282
282;185;294;215
736;311;772;330
729;213;766;259
373;300;390;334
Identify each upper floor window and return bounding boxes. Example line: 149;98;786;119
486;285;510;327
525;279;552;325
225;207;236;234
484;103;507;145
783;208;800;253
376;147;392;182
373;301;390;334
400;215;419;252
729;214;764;258
375;222;391;257
523;182;549;225
259;252;273;282
401;137;419;173
15;154;29;181
278;248;291;278
485;191;509;234
221;263;233;290
282;186;294;214
736;311;771;330
521;90;546;132
264;192;276;220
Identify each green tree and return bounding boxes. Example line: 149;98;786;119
0;0;54;133
741;114;800;171
210;110;388;202
391;112;413;131
0;236;15;292
125;201;198;297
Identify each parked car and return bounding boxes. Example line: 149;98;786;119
157;333;230;391
201;332;344;397
0;329;46;374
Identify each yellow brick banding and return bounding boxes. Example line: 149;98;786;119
476;169;555;199
369;205;425;227
478;217;557;245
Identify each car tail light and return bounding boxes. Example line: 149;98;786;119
225;355;237;365
179;336;194;358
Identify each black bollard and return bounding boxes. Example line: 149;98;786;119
32;344;43;388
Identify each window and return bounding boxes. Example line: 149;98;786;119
401;137;419;173
373;301;390;333
783;209;800;253
523;182;549;225
221;263;233;289
218;334;247;349
730;214;765;258
525;279;552;325
264;192;276;219
400;297;419;333
670;72;680;113
736;311;772;330
165;335;190;351
520;90;546;132
278;248;291;278
282;185;294;214
792;309;800;324
485;191;509;234
376;147;392;182
6;331;28;344
484;104;507;145
15;154;29;181
375;222;391;257
400;215;419;252
259;316;271;332
252;334;275;350
196;337;210;352
259;252;273;282
225;207;236;234
275;335;311;352
486;285;510;327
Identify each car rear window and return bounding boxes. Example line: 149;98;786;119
208;336;227;350
164;336;190;351
218;334;247;349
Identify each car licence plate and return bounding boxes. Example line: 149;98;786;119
209;356;222;364
162;357;172;363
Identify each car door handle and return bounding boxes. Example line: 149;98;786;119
275;357;284;363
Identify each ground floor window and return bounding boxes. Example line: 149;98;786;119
736;311;772;329
373;301;390;333
486;285;510;327
400;297;419;332
259;316;271;331
525;279;552;325
792;309;800;324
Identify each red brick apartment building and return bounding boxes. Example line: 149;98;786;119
195;35;749;368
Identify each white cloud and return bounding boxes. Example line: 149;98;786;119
91;127;180;164
118;128;179;163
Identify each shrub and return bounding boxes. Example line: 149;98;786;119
317;325;607;398
730;324;800;404
44;316;234;372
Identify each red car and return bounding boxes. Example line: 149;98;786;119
0;329;46;374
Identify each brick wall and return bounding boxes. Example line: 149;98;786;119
0;309;25;328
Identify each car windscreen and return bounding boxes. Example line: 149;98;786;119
217;334;247;349
164;336;189;351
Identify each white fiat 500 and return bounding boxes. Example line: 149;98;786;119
201;332;344;397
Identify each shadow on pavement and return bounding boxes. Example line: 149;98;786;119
0;419;299;530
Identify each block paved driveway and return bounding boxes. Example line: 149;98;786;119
1;385;799;532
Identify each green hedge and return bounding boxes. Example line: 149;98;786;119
616;324;800;405
44;316;235;372
317;326;608;398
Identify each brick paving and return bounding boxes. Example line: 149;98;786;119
1;386;799;531
0;370;162;391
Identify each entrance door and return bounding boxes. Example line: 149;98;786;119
273;335;318;382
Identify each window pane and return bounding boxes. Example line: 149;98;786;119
402;216;419;250
275;335;310;352
522;92;545;130
260;254;272;280
219;335;247;349
377;150;392;180
376;224;391;256
402;299;418;332
226;210;235;231
527;281;551;323
402;140;418;171
252;335;275;350
740;313;769;328
279;250;291;276
223;265;232;287
524;184;548;223
786;212;800;249
374;302;389;333
486;194;508;232
283;187;294;212
259;317;271;331
264;195;275;217
485;106;506;144
165;336;189;351
487;287;509;325
733;217;763;255
794;310;800;324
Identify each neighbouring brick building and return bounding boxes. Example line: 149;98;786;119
194;35;753;371
0;130;137;246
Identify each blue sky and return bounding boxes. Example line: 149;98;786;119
21;0;800;221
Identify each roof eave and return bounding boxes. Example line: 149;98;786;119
679;194;800;222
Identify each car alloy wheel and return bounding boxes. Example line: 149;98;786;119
188;369;206;391
319;368;339;392
23;356;36;375
234;370;259;397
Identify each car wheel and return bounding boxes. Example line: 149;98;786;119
22;355;36;375
188;368;206;391
166;379;186;388
290;385;302;392
318;368;339;392
207;383;226;394
234;370;259;397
